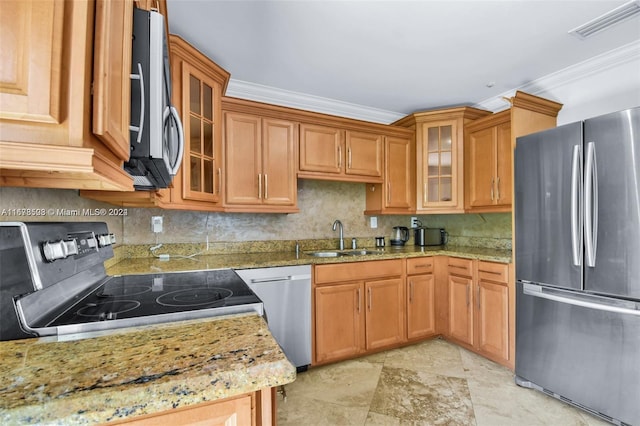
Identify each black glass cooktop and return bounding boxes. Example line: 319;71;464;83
49;269;261;326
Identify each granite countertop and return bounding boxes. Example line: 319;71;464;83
108;245;511;275
0;313;296;425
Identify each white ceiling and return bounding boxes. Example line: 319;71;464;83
166;1;640;122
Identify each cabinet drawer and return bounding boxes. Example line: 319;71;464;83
406;257;434;275
314;259;403;285
447;257;473;277
477;261;509;284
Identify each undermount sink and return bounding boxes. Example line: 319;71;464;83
305;249;383;257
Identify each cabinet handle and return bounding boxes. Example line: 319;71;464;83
496;176;501;201
409;281;414;303
490;178;495;201
348;147;352;169
477;286;481;309
387;182;391;203
338;145;342;168
415;263;431;268
466;285;470;306
264;174;268;200
258;174;262;200
357;288;361;313
368;287;372;311
217;168;222;195
424;183;428;204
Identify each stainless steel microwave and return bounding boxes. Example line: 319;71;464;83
125;8;184;190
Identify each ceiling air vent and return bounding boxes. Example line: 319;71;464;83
569;0;640;39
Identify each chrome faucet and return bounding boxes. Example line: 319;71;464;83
332;220;344;250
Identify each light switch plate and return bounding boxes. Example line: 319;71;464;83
370;216;378;229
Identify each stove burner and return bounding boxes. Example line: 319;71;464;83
156;287;233;307
96;285;152;298
76;300;141;320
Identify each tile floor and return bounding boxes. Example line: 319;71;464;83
277;338;610;425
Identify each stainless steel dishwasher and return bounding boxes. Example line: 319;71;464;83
235;265;312;370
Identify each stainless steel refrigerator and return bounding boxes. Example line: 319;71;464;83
514;107;640;425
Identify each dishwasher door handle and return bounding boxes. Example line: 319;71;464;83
249;274;311;283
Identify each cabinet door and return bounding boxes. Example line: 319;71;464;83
262;118;296;206
407;274;436;340
315;283;365;363
92;0;133;161
448;275;474;346
299;124;343;174
224;112;262;205
476;280;509;362
345;131;383;178
420;120;460;208
466;126;496;208
183;63;223;203
0;0;64;125
495;122;512;206
365;278;405;350
116;394;253;425
385;136;413;209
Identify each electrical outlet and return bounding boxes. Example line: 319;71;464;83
410;217;419;228
151;216;163;233
370;216;378;229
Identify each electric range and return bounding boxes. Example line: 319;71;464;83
0;222;262;341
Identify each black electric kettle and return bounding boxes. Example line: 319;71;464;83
390;226;410;246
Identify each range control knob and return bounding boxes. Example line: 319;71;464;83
97;233;116;247
42;239;79;262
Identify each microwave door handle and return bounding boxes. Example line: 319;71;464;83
129;63;145;144
168;106;184;175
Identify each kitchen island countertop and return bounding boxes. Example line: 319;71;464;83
107;245;511;275
0;313;295;425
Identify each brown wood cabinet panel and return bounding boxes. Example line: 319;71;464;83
495;122;512;206
448;274;474;346
314;283;365;364
447;257;473;277
345;131;383;178
406;274;436;340
406;257;434;275
299;123;343;174
225;112;262;205
476;280;509;362
365;278;405;350
466;126;495;208
92;0;133;161
477;261;509;284
261;118;297;206
314;259;404;285
384;135;413;209
112;393;253;425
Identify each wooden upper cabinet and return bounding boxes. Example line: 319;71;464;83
298;124;383;183
465;111;511;211
365;135;415;214
92;0;133;161
224;112;297;212
464;92;562;213
345;131;383;178
394;107;491;214
299;123;344;175
0;0;134;191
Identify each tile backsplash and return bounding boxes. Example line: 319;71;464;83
0;180;511;250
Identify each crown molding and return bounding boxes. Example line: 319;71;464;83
225;79;406;124
474;39;640;112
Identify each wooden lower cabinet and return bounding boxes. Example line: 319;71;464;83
313;259;404;365
110;389;274;426
446;257;512;368
406;257;436;340
314;282;365;363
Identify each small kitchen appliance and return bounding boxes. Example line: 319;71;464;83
414;227;447;246
390;226;410;246
0;222;262;341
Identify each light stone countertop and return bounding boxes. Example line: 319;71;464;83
0;313;296;425
107;245;511;275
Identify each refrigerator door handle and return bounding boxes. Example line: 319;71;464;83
523;283;640;317
570;145;583;267
585;142;598;268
